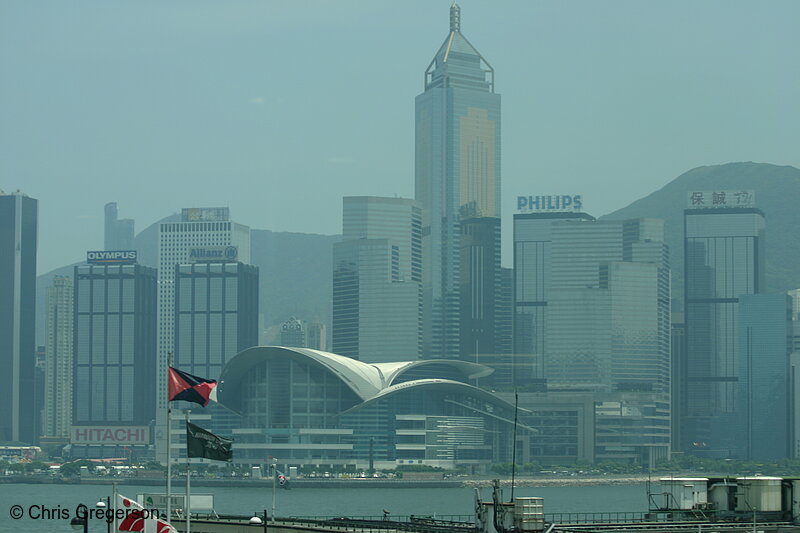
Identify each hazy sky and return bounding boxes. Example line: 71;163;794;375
2;1;798;273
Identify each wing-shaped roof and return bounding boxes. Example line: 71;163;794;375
217;347;496;414
373;359;492;385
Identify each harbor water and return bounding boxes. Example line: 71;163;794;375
0;482;647;532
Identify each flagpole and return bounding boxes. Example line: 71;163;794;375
271;460;277;522
166;352;173;522
185;409;191;533
112;481;118;532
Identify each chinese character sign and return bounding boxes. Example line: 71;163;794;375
687;190;755;209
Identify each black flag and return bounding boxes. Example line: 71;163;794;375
186;422;233;462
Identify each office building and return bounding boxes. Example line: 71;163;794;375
733;293;791;459
545;219;671;393
0;191;38;444
513;206;595;385
415;4;501;359
72;258;157;458
43;276;74;440
156;207;250;462
682;190;765;455
544;218;671;465
333;197;422;362
104;202;135;251
174;261;258;380
280;317;306;348
306;322;327;351
459;217;502;366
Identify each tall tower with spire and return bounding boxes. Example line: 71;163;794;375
415;4;501;360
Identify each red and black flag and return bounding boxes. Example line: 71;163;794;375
168;367;218;407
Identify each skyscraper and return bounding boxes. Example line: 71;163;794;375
173;261;258;379
43;276;74;440
72;257;157;458
682;190;765;455
332;196;422;362
545;219;671;394
513;208;595;385
104;202;135;251
156;207;250;462
0;191;38;444
735;293;791;459
280;317;306;348
540;217;672;465
415;4;501;359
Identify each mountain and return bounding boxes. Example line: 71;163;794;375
602;162;800;306
36;215;340;345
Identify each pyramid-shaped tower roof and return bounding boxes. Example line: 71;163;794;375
424;3;495;92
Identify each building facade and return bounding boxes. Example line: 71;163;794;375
280;317;306;348
415;4;501;359
0;192;38;444
332;197;422;362
43;276;74;440
218;347;514;470
513;210;595;386
733;293;791;459
544;218;671;465
156;207;251;462
104;202;134;251
682;194;765;455
72;262;157;458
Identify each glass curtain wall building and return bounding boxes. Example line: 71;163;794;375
734;293;792;460
682;206;765;455
415;4;501;359
0;192;38;444
172;260;257;439
218;347;513;470
332;197;422;362
545;218;671;465
72;263;157;458
513;211;595;386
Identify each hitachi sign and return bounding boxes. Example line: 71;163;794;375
86;250;137;265
517;195;583;213
71;426;150;445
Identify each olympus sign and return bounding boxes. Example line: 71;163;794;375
86;250;137;265
517;195;583;213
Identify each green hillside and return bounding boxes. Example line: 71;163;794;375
602;162;800;306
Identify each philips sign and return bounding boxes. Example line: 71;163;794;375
86;250;137;265
188;246;238;263
517;195;583;213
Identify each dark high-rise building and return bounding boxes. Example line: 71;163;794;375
173;260;258;436
513;209;595;386
682;190;765;455
459;217;502;368
104;202;135;251
0;192;38;444
734;293;792;459
173;261;259;380
72;260;157;458
415;4;501;359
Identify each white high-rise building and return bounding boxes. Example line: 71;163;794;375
156;207;250;462
43;275;73;439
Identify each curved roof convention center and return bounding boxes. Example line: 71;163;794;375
217;346;506;415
